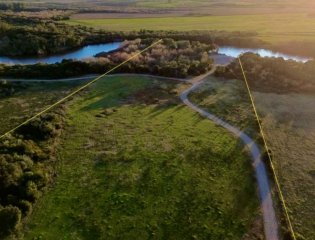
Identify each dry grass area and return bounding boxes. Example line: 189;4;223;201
254;92;315;239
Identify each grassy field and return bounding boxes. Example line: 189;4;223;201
65;13;315;44
189;75;315;239
0;81;84;135
6;0;313;13
188;76;257;137
23;75;261;239
255;92;315;240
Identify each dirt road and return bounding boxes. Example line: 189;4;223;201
180;68;279;240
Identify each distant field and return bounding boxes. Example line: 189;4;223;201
65;13;315;43
24;75;261;239
4;0;313;13
190;76;315;239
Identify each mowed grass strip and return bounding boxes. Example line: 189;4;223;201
65;13;315;43
24;76;261;239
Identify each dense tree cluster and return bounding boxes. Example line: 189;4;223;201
0;14;119;57
0;39;214;79
0;107;66;238
215;53;315;93
97;38;214;77
0;3;25;12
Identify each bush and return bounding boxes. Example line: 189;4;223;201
0;205;21;237
18;200;32;216
0;107;66;237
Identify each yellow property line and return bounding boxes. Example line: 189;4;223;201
0;39;163;140
238;57;297;240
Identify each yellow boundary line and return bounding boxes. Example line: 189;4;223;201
238;57;296;240
0;39;162;140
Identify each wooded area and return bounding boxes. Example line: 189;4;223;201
215;53;315;93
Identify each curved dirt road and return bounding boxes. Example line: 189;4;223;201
1;73;186;83
181;69;279;240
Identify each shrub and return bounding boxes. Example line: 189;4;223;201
0;205;21;237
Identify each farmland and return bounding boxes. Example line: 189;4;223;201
65;13;315;44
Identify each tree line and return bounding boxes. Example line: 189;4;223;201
0;39;214;79
215;53;315;94
0;107;66;238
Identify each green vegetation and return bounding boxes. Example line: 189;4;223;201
0;13;263;58
65;13;315;43
254;92;315;240
0;107;66;239
23;75;261;239
215;53;315;94
0;39;214;79
0;13;118;57
0;80;83;134
188;76;257;137
0;80;90;239
65;13;315;57
196;55;315;239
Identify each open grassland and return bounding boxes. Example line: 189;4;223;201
188;76;257;137
23;75;261;240
0;81;84;135
254;92;315;240
65;13;315;44
190;75;315;239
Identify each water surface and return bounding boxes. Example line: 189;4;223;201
218;47;312;62
0;42;122;65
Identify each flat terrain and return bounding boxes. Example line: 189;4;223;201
189;75;315;239
23;75;261;239
65;13;315;44
5;0;314;16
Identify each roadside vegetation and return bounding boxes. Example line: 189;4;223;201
22;75;261;240
199;55;315;239
188;76;257;137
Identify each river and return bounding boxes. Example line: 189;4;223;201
0;42;122;65
0;43;312;65
218;47;312;63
